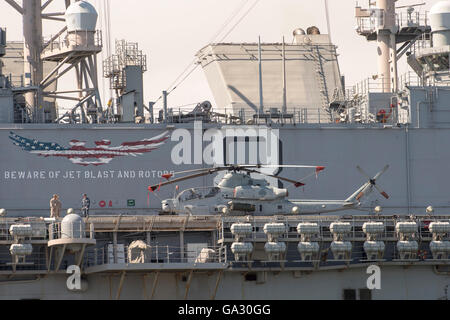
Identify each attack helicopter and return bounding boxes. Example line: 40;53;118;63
147;165;390;216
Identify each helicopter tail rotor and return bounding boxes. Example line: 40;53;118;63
347;165;390;203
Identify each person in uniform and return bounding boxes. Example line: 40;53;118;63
50;194;62;219
81;194;91;218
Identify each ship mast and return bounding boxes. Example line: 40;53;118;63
22;0;44;117
4;0;103;124
5;0;45;121
376;0;398;93
355;0;430;93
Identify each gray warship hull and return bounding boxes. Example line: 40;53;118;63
0;265;448;300
1;0;450;301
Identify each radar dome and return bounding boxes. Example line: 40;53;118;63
61;213;85;239
65;1;98;32
293;28;306;36
430;1;450;46
430;1;450;15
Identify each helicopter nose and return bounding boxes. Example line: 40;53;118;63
162;202;171;213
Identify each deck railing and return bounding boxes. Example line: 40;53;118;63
82;244;224;267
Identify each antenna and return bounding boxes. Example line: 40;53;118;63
324;0;333;42
396;3;426;10
258;36;264;114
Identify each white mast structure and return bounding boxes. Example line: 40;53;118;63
377;0;398;93
355;0;430;93
4;0;103;123
4;0;43;120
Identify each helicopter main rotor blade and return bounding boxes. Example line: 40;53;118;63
242;165;325;169
157;166;243;181
247;165;326;174
148;169;220;191
164;165;325;178
241;168;306;187
150;164;324;191
162;167;222;180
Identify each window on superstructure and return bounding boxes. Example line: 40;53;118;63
244;273;257;282
343;289;357;300
359;289;372;300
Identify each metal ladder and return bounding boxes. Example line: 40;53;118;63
311;45;332;121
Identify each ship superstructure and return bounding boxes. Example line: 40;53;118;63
0;0;450;300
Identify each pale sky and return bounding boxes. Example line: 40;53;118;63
0;0;442;112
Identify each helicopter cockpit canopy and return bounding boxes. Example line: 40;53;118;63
177;187;220;203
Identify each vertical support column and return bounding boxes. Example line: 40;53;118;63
85;55;102;122
22;0;43;121
116;271;126;300
113;232;118;264
282;37;287;114
148;102;155;123
47;247;53;272
0;28;4;75
143;274;148;300
180;231;184;263
75;63;86;123
405;126;411;215
390;33;398;92
258;36;264;115
150;271;160;300
377;34;391;92
146;230;153;262
184;270;194;300
211;270;223;300
212;230;217;244
92;54;103;112
376;0;398;93
163;91;168;123
146;232;151;245
324;0;332;43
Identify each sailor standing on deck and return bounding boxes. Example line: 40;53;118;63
81;194;91;218
50;194;61;219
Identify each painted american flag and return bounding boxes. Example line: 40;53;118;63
9;131;170;166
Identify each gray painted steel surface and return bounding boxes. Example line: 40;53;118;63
1;119;450;216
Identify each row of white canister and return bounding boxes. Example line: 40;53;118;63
229;221;450;261
7;215;89;257
231;223;288;261
9;225;34;256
